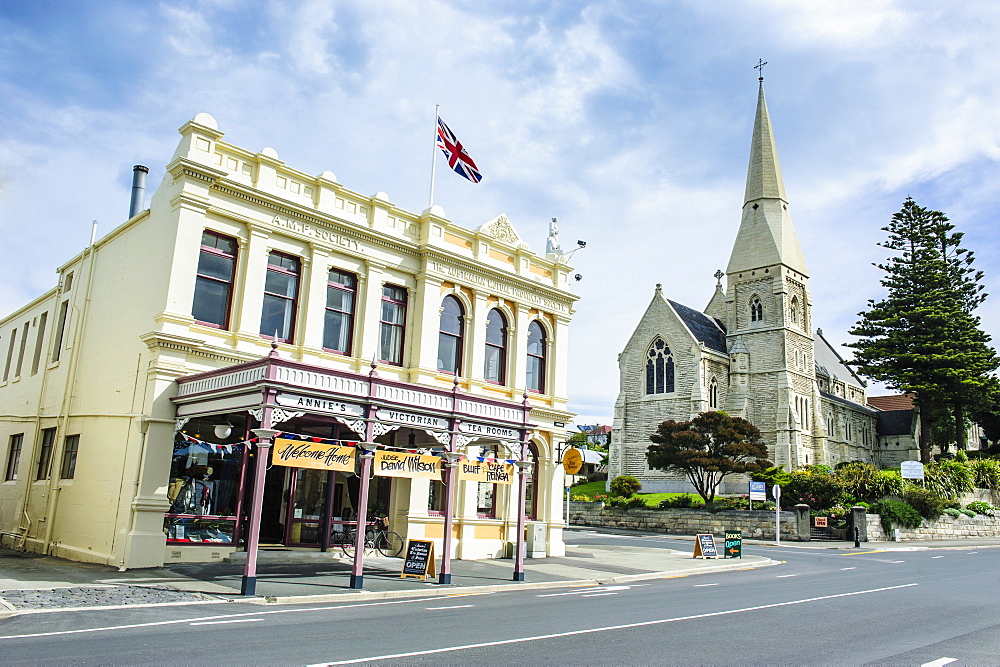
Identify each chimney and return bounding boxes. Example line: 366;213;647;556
129;165;149;218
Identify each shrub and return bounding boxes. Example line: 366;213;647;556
657;494;699;509
966;501;995;516
969;458;1000;492
924;460;975;498
959;508;976;518
783;468;847;509
751;466;792;498
609;475;643;498
835;462;903;501
607;496;647;510
703;497;748;512
943;508;962;518
902;485;947;520
570;493;594;502
871;499;923;532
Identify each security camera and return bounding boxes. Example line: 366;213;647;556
574;274;583;281
576;240;586;248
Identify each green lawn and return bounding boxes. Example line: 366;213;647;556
569;480;704;507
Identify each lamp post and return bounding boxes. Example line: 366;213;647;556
513;457;532;582
241;427;279;596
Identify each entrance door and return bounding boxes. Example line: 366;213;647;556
287;468;330;545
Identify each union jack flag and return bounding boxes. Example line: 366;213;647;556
436;116;482;183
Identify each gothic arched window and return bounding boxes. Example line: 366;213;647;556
789;296;799;325
750;296;763;322
709;376;719;408
645;338;675;395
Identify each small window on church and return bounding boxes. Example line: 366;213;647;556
789;296;798;325
709;377;718;408
750;296;763;323
645;338;674;395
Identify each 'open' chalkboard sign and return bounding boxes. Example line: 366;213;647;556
693;533;719;559
400;539;436;580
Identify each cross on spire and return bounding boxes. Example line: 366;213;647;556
754;58;767;82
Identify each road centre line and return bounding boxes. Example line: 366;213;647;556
426;605;473;610
0;594;482;640
840;567;857;570
921;658;956;666
776;574;797;578
693;583;719;587
190;619;263;626
931;556;945;559
582;593;618;597
312;583;919;666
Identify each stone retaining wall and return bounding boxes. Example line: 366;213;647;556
866;512;1000;541
569;502;802;540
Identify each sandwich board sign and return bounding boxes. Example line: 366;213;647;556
400;539;436;581
693;533;719;559
724;531;742;559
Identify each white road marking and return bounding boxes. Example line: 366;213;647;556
582;593;618;597
426;605;473;610
0;595;478;640
190;619;263;626
840;567;857;570
921;658;956;666
931;556;945;559
966;552;978;555
888;560;906;564
693;583;719;587
311;583;920;665
536;585;634;598
776;574;797;578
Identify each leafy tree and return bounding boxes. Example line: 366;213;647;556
848;198;1000;459
646;411;771;503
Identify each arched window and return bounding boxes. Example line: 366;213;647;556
437;295;464;374
645;338;675;395
484;309;508;384
789;296;799;324
526;321;546;393
709;376;719;408
750;296;763;323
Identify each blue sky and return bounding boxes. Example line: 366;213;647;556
2;1;1000;425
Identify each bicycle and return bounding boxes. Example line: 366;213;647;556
340;517;404;558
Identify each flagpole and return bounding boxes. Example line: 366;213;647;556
428;104;440;208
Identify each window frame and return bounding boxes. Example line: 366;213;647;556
60;434;80;480
322;269;357;355
437;295;465;375
30;311;47;376
709;376;719;408
192;230;239;330
645;337;675;395
51;300;69;363
4;433;23;481
378;284;408;366
36;427;56;480
525;321;547;393
484;309;508;385
259;250;301;343
750;296;763;323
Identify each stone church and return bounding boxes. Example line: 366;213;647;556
608;80;888;493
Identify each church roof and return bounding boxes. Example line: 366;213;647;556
814;329;866;389
726;81;809;276
876;410;914;436
667;299;727;354
868;394;915;411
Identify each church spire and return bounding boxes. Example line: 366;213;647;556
726;77;808;276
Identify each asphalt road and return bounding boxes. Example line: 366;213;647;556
1;531;997;666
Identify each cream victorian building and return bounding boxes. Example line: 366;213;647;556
0;113;578;573
609;82;897;493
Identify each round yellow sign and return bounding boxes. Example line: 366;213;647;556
562;448;584;475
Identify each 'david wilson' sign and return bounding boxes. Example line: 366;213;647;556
374;451;442;479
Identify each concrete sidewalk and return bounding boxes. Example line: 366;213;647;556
0;538;775;614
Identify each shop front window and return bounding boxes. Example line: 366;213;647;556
428;480;446;515
164;420;245;545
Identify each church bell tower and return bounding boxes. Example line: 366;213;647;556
721;74;821;469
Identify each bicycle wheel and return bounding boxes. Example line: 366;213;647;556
340;528;358;558
376;531;404;557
